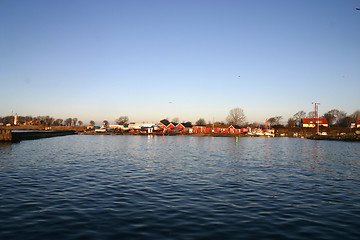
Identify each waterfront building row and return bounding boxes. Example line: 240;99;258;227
99;121;276;136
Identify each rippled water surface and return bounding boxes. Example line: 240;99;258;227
1;135;360;239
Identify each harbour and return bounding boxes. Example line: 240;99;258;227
1;135;359;239
2;1;360;239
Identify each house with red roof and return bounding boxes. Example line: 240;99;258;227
228;125;242;134
301;118;329;128
176;123;193;133
350;120;360;128
157;120;177;132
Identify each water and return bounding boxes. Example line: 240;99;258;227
1;135;359;239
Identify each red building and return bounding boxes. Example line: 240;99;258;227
301;118;329;128
228;125;242;134
213;127;229;133
193;126;212;133
351;120;360;128
157;121;178;132
176;123;193;132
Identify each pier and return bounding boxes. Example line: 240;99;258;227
0;130;76;142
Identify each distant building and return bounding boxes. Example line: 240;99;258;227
108;125;124;130
228;125;242;134
176;123;193;133
301;118;329;128
157;121;176;132
14;113;18;125
350;120;360;128
24;119;41;125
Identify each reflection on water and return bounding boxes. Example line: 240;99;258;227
0;142;12;155
0;136;360;240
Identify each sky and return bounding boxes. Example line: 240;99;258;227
1;0;359;125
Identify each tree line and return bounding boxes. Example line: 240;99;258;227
107;108;360;129
157;108;248;127
0;115;84;126
2;108;359;128
285;109;360;128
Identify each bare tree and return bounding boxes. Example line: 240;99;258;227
72;118;78;126
90;120;95;126
307;111;316;118
287;118;296;127
293;111;306;126
16;115;33;124
350;110;360;120
268;116;283;126
115;116;129;125
322;109;347;126
195;118;206;126
37;116;45;125
338;116;352;127
322;112;336;126
47;117;55;126
103;120;109;127
64;118;72;126
2;116;14;125
226;107;246;126
78;120;83;126
54;119;63;126
249;122;260;128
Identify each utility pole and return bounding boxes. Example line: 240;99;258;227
212;117;215;132
312;102;320;135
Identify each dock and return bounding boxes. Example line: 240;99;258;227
0;130;76;142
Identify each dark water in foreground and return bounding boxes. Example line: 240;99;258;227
1;135;359;239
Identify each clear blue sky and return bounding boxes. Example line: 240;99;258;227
1;0;359;125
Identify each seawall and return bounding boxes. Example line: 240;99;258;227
0;130;12;141
0;130;76;142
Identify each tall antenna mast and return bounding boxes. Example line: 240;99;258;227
312;102;320;135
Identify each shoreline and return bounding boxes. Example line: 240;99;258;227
78;131;360;141
1;126;359;142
